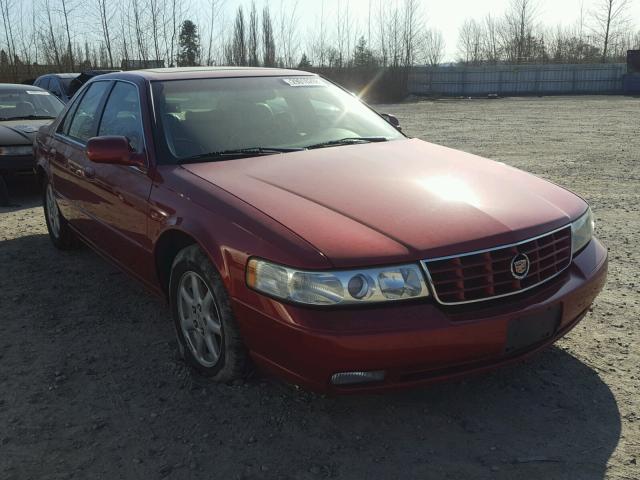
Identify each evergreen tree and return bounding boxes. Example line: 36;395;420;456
298;53;312;69
262;6;276;67
177;20;201;67
353;36;376;68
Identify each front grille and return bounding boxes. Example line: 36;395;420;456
422;226;572;305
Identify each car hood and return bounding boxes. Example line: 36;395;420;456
183;138;587;268
0;119;52;145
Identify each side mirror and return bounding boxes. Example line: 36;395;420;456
86;136;142;166
380;113;401;130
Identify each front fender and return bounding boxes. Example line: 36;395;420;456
149;165;330;298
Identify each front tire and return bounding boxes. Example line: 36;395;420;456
43;178;79;250
169;245;247;382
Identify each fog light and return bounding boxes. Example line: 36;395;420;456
330;370;386;385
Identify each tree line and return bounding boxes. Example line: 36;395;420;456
457;0;639;65
0;0;638;82
0;0;447;77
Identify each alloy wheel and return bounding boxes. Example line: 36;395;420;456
177;271;223;368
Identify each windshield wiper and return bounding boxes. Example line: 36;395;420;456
3;115;57;120
305;137;389;150
178;146;304;164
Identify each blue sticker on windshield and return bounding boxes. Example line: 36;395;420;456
282;78;327;87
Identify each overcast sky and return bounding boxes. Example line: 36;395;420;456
207;0;640;61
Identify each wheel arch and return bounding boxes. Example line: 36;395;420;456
153;227;227;300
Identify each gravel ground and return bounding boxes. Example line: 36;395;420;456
1;96;638;480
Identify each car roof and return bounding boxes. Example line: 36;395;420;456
36;73;80;79
96;66;316;82
0;83;47;92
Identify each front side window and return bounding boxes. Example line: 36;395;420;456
151;76;403;163
0;88;64;120
66;81;111;143
98;82;144;153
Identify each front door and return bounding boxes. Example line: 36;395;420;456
49;80;113;237
78;81;154;282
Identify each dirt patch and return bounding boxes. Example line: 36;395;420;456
1;96;638;479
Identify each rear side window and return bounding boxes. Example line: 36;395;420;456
49;78;63;98
59;92;83;135
98;82;144;153
66;81;111;143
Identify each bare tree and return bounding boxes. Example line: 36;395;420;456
308;0;327;67
0;0;17;74
169;0;180;66
131;0;149;64
59;0;74;69
383;3;404;67
335;0;349;67
42;0;62;68
482;14;501;64
504;0;539;63
458;19;483;64
420;29;445;66
119;3;130;67
276;0;299;67
96;0;114;67
402;0;421;67
148;0;164;63
590;0;631;62
205;0;224;65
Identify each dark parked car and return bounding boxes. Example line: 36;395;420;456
35;68;607;393
34;71;122;104
33;73;79;103
0;84;64;205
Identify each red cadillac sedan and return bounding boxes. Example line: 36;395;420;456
35;68;607;393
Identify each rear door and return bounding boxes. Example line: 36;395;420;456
79;80;154;279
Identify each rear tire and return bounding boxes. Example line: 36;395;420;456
169;245;248;382
43;178;80;250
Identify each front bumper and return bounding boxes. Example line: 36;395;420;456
0;154;35;173
232;238;608;393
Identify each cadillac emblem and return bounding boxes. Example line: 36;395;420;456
510;253;530;279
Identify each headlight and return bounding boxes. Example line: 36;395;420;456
571;207;594;254
0;145;32;156
246;258;429;306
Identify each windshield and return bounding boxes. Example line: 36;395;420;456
0;89;64;120
151;76;403;163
